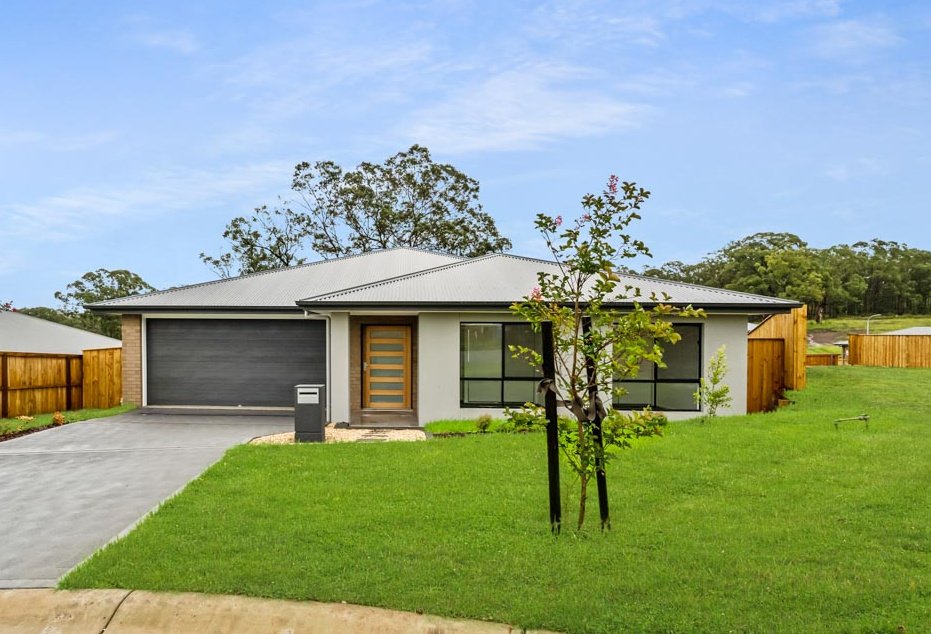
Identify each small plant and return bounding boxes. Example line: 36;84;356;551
475;414;493;433
502;405;547;433
15;415;35;422
693;345;732;422
52;411;66;426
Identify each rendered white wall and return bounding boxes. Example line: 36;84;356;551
418;312;541;424
416;311;750;424
328;311;351;423
700;314;749;416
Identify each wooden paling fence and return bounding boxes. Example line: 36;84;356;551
806;353;840;366
83;347;122;409
0;347;121;418
747;338;785;413
848;334;931;368
746;305;808;413
748;305;807;390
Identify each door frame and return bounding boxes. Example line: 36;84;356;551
362;324;412;409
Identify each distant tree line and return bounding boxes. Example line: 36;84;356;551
15;269;155;338
642;232;931;321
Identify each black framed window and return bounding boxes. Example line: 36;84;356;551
615;324;702;411
460;323;543;407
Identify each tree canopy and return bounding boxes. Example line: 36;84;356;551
643;232;931;320
202;145;511;277
20;269;156;338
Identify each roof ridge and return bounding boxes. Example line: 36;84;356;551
91;248;465;307
621;271;798;303
299;254;499;302
490;254;793;303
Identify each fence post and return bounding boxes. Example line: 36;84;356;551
0;353;7;419
65;357;73;411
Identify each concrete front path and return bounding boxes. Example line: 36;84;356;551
0;412;292;588
0;589;559;634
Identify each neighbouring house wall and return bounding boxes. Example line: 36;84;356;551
417;311;750;425
121;314;142;406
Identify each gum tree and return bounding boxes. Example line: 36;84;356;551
510;175;703;531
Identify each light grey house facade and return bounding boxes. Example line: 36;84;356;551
91;248;800;425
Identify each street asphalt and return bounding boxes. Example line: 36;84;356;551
0;411;292;588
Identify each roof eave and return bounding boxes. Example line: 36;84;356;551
298;300;802;314
88;305;305;315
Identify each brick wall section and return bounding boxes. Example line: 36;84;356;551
121;314;143;405
349;316;417;424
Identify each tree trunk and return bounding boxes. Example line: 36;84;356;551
577;474;588;530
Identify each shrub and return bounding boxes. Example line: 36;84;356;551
693;345;733;422
502;405;547;433
475;414;493;433
52;411;66;426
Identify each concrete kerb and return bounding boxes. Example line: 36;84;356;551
0;589;561;634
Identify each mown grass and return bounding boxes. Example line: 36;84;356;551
0;403;136;438
807;343;843;354
424;418;508;434
62;367;931;633
809;314;931;333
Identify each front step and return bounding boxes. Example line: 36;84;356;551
357;409;419;428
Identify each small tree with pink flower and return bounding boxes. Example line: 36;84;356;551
510;175;703;531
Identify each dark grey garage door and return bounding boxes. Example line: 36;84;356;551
146;319;326;407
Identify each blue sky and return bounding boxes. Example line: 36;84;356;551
2;0;929;307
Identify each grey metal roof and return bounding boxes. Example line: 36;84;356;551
885;326;931;335
0;311;122;355
90;249;465;312
297;253;802;311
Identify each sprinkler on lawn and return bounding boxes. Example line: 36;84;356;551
833;414;869;430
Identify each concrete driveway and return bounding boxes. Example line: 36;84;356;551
0;411;292;588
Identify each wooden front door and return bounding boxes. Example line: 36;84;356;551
363;325;411;409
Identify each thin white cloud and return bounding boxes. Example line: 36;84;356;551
824;157;885;182
746;0;842;23
0;161;289;242
529;2;666;47
136;28;199;54
721;82;756;98
0;130;43;148
811;19;902;60
0;129;118;151
402;63;645;153
209;34;433;151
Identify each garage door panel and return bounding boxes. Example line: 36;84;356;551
146;319;326;407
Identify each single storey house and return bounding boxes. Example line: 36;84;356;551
0;309;122;355
90;248;800;425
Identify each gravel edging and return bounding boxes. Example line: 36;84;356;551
251;425;427;445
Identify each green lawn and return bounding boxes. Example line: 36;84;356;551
0;404;136;438
807;343;843;354
809;314;931;334
62;367;931;633
424;418;507;433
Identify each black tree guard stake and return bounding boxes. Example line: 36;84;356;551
541;321;561;535
582;316;610;531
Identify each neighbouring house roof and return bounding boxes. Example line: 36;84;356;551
0;311;122;355
884;326;931;335
89;249;465;312
297;253;801;312
90;248;801;314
